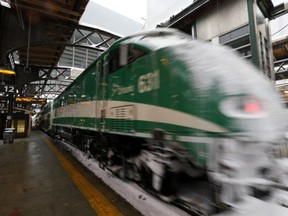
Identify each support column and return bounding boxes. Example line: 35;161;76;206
6;93;14;128
247;0;260;68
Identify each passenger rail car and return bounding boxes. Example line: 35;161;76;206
40;102;52;133
41;29;288;215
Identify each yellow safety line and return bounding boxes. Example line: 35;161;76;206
44;138;123;216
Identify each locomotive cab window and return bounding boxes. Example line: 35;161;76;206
109;46;147;74
109;49;121;74
128;46;147;63
119;44;148;67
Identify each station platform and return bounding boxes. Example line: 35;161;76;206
0;130;142;216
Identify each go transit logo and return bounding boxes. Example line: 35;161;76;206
138;70;160;93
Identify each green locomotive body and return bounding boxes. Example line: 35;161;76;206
42;29;288;213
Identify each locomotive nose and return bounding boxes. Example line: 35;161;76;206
219;95;266;119
219;93;287;142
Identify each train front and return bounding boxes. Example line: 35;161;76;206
168;40;288;209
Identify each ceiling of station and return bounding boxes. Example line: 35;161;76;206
0;0;121;109
0;0;89;67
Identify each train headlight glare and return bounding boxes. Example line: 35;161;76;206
219;96;266;118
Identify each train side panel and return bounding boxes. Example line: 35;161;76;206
53;62;98;130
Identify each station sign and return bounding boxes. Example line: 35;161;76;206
0;97;47;106
0;84;16;93
15;97;47;104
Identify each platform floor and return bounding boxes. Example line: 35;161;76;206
0;130;142;216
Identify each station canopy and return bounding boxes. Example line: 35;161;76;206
0;0;120;110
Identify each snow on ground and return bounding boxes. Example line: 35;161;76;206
59;141;288;216
59;141;190;216
214;196;288;216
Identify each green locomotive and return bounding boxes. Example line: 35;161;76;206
42;28;288;214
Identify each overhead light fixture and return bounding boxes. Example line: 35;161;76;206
0;69;16;75
0;0;11;9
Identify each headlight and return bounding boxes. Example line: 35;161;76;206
219;95;267;118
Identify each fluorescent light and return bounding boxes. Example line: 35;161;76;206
0;69;16;75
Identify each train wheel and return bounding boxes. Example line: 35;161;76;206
89;140;98;157
99;157;106;170
98;135;109;170
117;155;127;180
140;165;153;190
213;184;229;212
160;168;178;198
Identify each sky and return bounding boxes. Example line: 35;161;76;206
91;0;147;24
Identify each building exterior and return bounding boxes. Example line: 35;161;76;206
147;0;193;30
148;0;275;80
271;0;288;103
271;0;288;38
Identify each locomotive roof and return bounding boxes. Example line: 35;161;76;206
54;29;194;101
112;28;192;51
77;29;192;86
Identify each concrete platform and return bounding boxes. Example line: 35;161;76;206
0;130;141;216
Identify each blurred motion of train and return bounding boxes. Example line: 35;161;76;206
40;28;288;215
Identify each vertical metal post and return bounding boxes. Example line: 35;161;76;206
26;14;32;68
247;0;260;68
6;93;14;128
